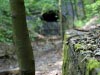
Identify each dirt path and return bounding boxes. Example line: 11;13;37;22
35;50;62;75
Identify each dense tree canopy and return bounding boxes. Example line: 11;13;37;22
0;0;100;43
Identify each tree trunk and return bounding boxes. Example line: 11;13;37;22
62;35;70;75
81;0;86;19
59;0;64;41
9;0;35;75
70;0;75;28
74;0;79;20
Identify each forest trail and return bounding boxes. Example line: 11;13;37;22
35;50;62;75
0;16;100;75
0;40;62;75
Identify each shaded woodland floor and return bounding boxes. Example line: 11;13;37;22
0;16;100;75
0;40;62;75
35;49;62;75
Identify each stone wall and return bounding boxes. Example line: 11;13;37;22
62;28;100;75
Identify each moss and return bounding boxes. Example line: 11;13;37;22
98;73;100;75
62;44;69;75
86;58;100;75
62;34;70;75
74;43;83;52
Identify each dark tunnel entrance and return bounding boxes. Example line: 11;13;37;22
40;10;59;22
36;10;61;36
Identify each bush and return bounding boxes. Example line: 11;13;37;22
85;1;100;17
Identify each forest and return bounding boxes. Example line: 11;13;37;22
0;0;100;75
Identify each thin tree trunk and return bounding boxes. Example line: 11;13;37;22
62;35;70;75
81;0;86;19
74;0;79;20
70;0;75;28
9;0;35;75
59;0;64;41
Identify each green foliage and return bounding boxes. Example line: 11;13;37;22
85;1;100;17
0;0;12;44
0;0;57;43
25;0;58;14
0;0;10;12
0;27;13;43
87;59;100;70
1;0;100;44
86;58;100;75
0;0;11;25
74;20;85;28
75;0;100;28
38;0;58;13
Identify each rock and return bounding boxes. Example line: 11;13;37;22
63;28;100;75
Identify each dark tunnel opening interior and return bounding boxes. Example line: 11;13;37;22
40;10;59;22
